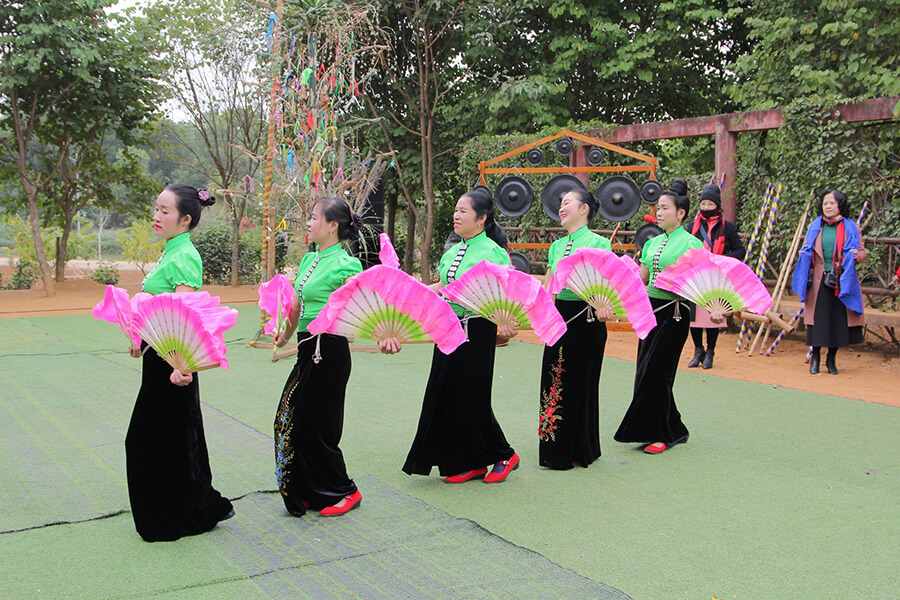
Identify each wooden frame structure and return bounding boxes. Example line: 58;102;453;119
477;129;657;185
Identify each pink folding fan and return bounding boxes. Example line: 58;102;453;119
654;248;773;316
308;234;466;354
130;292;239;373
441;260;566;345
548;248;656;339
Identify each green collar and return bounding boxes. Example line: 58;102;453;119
164;232;192;251
313;243;343;257
460;231;488;245
563;225;592;242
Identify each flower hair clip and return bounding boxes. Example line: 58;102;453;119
350;213;364;231
198;188;210;201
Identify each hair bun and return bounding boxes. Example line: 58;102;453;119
197;188;216;207
668;178;689;196
350;213;364;233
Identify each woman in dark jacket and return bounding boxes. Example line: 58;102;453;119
686;184;746;369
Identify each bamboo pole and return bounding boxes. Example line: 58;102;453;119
750;195;811;355
736;183;774;352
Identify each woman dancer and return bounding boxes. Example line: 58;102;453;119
398;187;520;483
686;184;746;369
273;197;364;516
614;178;705;455
790;189;865;375
126;184;234;542
539;189;611;469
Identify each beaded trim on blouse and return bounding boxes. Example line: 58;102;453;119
446;245;468;282
649;236;669;288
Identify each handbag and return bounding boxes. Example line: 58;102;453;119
823;271;837;289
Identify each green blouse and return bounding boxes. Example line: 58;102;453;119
641;225;704;300
294;244;362;333
821;220;838;272
141;232;203;295
439;231;511;317
547;225;613;301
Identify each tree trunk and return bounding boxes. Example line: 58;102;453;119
403;202;416;274
227;194;240;287
55;213;74;282
386;188;397;241
26;192;55;296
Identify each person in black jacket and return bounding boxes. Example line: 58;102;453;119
686;184;746;369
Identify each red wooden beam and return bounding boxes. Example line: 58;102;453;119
592;97;898;143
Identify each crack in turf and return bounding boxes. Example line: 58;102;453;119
0;491;279;536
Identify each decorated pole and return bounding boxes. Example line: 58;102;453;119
739;184;780;351
261;2;284;283
751;195;810;355
736;183;775;352
767;306;804;356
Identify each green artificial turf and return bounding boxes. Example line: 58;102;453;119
1;307;897;599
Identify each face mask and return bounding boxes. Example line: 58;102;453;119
701;208;721;219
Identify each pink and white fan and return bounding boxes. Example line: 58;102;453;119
308;234;466;354
441;260;566;346
548;248;657;339
258;273;294;338
654;248;773;316
130;291;238;373
92;285;142;348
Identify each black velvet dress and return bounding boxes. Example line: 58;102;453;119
275;332;356;516
614;298;691;445
125;344;233;542
403;317;515;477
539;300;606;469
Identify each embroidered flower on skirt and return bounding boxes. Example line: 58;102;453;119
539;347;565;441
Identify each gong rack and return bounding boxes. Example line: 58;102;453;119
477;130;662;255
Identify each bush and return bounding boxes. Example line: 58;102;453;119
193;224;266;285
90;262;120;285
5;259;38;290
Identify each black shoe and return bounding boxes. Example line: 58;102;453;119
702;349;714;369
809;355;820;375
687;347;705;368
826;355;839;375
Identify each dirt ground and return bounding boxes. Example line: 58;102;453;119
1;273;897;408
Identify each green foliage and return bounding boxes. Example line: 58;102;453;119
117;220;164;275
730;0;900;109
89;262;120;286
5;259;38;290
460;0;753;132
3;216;53;263
0;0;166;284
193;224;275;285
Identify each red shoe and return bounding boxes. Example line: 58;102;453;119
320;490;362;517
444;467;488;484
484;452;520;483
643;434;688;455
643;442;667;454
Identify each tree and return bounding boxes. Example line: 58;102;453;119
362;0;474;280
459;0;753;132
118;219;164;275
143;0;266;286
0;0;164;295
729;0;900;109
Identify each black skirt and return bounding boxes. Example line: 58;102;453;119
403;317;515;477
806;279;864;348
275;333;356;516
539;300;607;469
125;344;233;542
614;297;690;445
